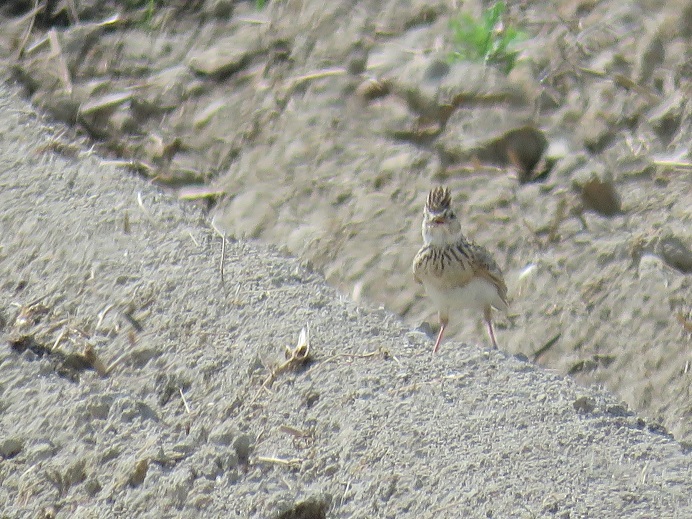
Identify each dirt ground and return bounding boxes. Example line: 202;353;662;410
0;0;691;516
1;74;691;519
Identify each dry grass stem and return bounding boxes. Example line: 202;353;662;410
278;425;310;438
179;387;192;414
288;68;346;88
47;29;72;94
96;303;116;331
255;456;303;467
263;325;311;389
15;0;43;59
211;220;227;287
136;191;157;226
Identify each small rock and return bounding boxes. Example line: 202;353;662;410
79;92;133;116
437;107;537;166
656;235;692;273
605;403;632;417
275;498;329;519
64;458;87;487
414;321;436;339
634;32;665;84
577;105;616;153
0;437;23;458
84;476;102;497
203;0;234;18
355;78;390;101
580;175;622;216
209;423;235;446
573;396;596;413
647;92;685;145
188;26;262;77
128;459;149;487
233;434;253;465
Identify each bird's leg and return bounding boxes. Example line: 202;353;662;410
433;313;448;354
484;306;498;349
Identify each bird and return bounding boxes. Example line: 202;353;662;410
413;186;508;353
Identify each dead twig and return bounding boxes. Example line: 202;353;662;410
48;29;72;94
95;303;116;331
211;220;227;287
51;328;67;352
532;333;561;362
186;231;200;247
286;67;346;89
179;387;192;415
279;425;314;449
263;325;311;389
15;0;43;60
322;347;395;365
255;456;303;467
278;425;310;438
136;192;157;226
100;159;154;176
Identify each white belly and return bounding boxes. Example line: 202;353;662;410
424;277;506;317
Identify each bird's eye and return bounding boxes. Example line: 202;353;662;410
449;213;456;219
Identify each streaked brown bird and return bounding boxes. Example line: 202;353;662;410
413;186;508;353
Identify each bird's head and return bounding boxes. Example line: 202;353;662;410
422;186;461;246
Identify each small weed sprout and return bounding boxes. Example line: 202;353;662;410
125;0;158;26
448;2;525;73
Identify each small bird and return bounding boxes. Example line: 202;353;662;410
413;186;508;353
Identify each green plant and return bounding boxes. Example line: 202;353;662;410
448;2;524;73
125;0;158;26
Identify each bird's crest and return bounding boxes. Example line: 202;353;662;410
426;186;452;213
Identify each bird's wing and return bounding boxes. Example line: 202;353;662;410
468;242;508;308
412;247;427;284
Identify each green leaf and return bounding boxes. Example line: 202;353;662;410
448;1;525;73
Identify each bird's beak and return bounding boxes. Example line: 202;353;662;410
432;216;445;225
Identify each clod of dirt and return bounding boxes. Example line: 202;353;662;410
436;105;545;176
355;78;391;101
656;234;692;273
580;175;622;216
573;396;597;413
38;506;58;519
647;92;685;146
128;459;149;488
634;32;665;84
577;107;617;154
487;125;548;182
0;437;23;459
233;434;252;466
275;499;329;519
187;27;261;78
